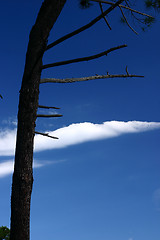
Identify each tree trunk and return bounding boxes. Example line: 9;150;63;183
10;1;66;240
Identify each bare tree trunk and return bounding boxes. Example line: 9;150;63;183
10;1;66;240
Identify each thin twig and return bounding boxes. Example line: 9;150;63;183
35;131;58;139
38;105;60;109
40;73;144;84
119;6;138;34
37;114;63;117
46;0;124;51
99;2;112;30
42;44;127;69
125;66;129;76
90;0;153;18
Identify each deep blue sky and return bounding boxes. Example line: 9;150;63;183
0;1;160;240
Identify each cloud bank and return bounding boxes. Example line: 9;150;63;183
0;121;160;157
0;121;160;178
34;121;160;152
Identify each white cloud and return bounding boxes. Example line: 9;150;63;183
0;159;57;178
0;160;42;178
2;117;17;127
0;160;14;178
0;120;159;178
0;121;160;156
34;121;160;153
0;129;16;156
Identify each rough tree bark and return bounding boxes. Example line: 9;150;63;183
10;1;66;240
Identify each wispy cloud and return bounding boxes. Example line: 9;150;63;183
0;120;159;178
0;159;65;178
2;117;17;127
0;160;44;178
0;121;160;157
0;160;14;178
34;121;160;152
0;129;16;156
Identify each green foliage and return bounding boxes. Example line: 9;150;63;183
144;16;155;26
143;0;159;30
145;0;160;10
79;0;92;9
0;226;10;240
120;16;126;24
146;0;154;8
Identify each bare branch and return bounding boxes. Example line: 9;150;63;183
37;114;63;117
119;6;138;34
35;131;58;139
125;65;129;76
38;105;60;109
46;0;124;50
42;44;127;69
90;0;154;18
99;2;112;30
40;73;144;84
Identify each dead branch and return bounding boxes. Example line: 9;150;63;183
37;114;63;117
42;44;127;69
125;66;129;76
46;0;124;51
35;131;58;139
99;2;112;30
40;73;144;84
90;0;153;18
38;105;60;109
119;6;138;34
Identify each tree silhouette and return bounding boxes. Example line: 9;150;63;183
9;1;155;240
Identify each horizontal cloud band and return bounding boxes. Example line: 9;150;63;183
0;121;160;157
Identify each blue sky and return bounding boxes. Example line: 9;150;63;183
0;1;160;240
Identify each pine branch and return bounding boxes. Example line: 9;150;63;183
42;44;127;69
38;105;60;109
46;0;124;50
36;114;63;118
90;0;154;18
35;131;58;139
40;73;144;84
119;6;138;34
